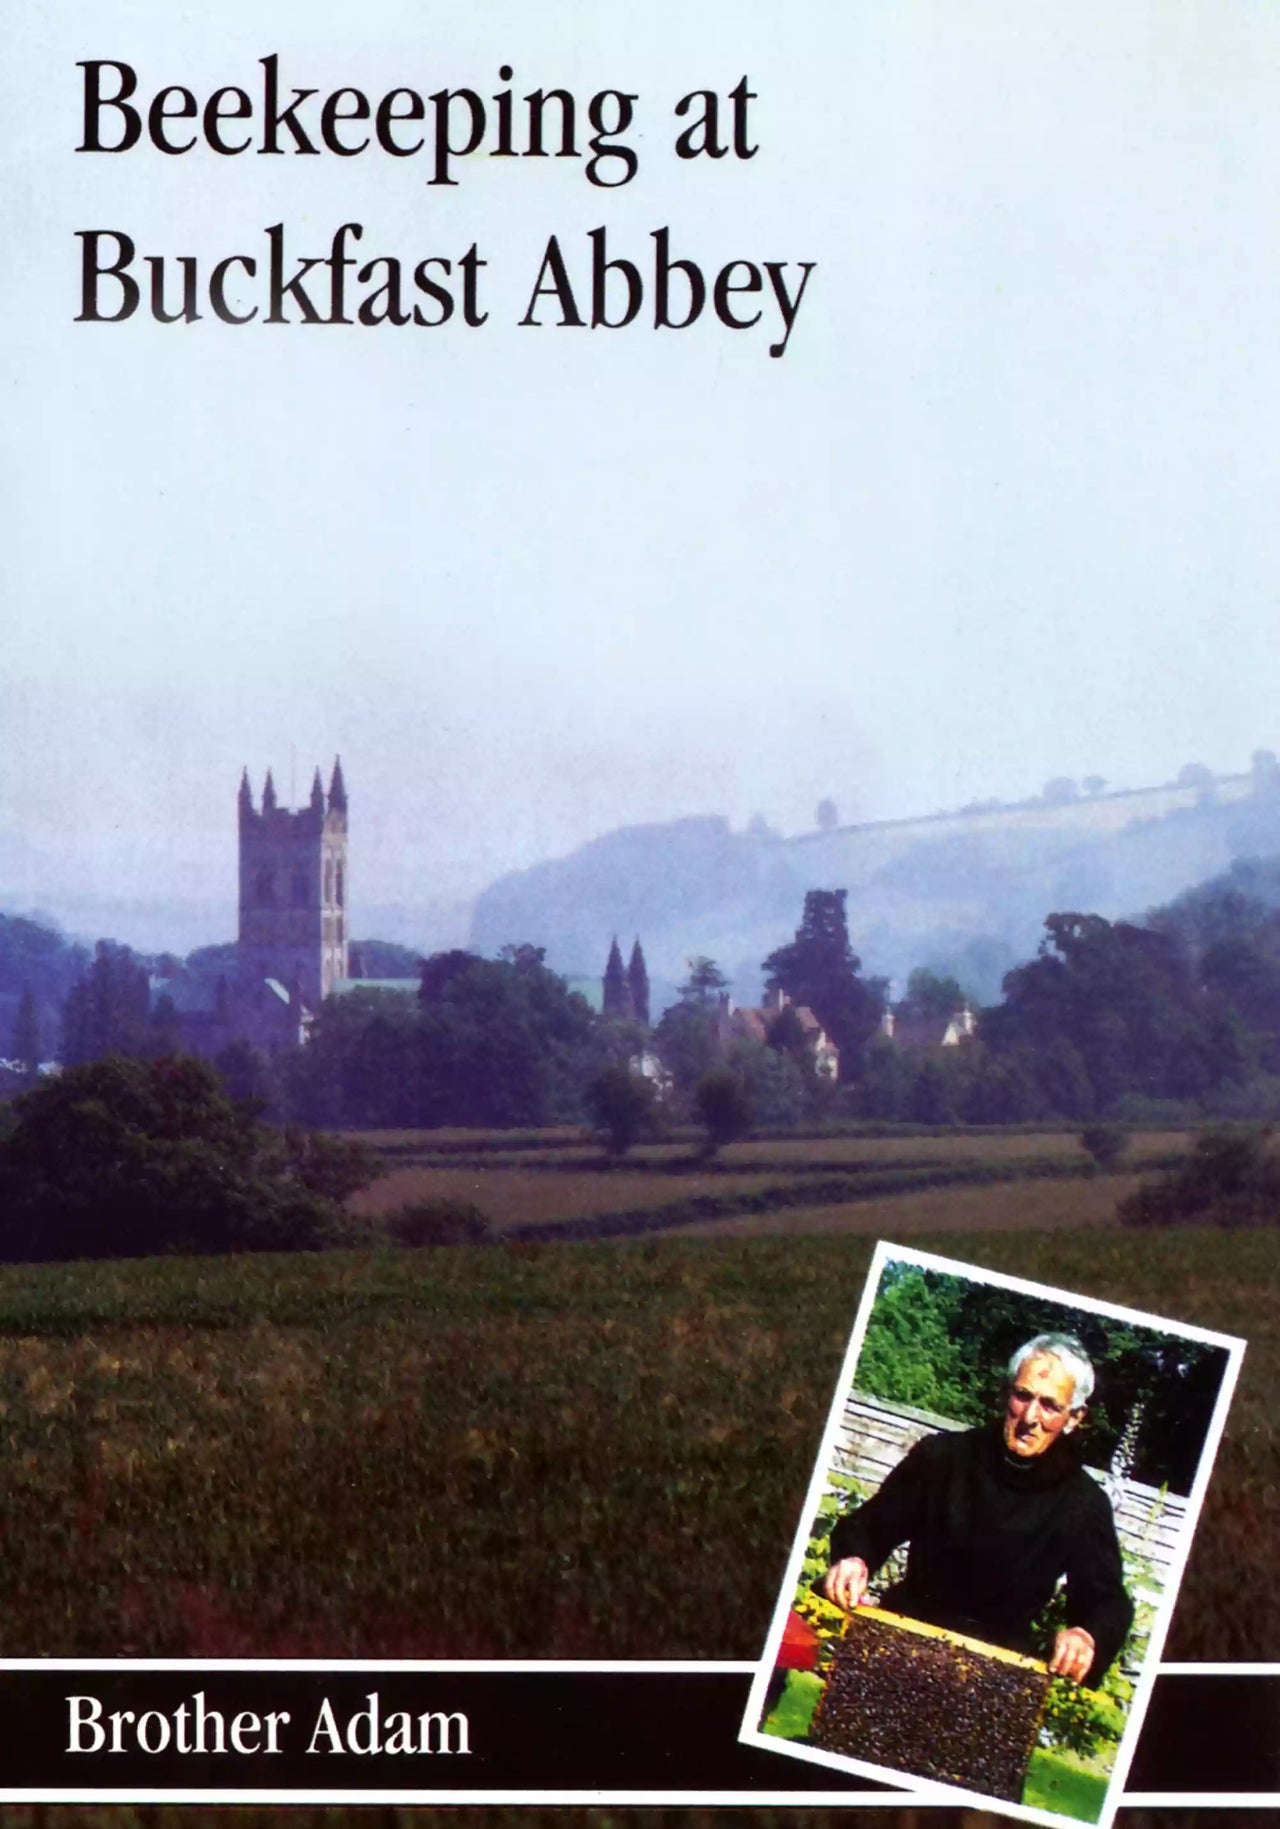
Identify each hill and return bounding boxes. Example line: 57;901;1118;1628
470;770;1280;1006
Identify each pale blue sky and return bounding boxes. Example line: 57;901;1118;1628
4;1;1279;948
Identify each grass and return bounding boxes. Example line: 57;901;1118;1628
0;1225;1267;1665
1023;1747;1109;1822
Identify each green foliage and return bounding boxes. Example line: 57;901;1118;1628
652;1000;721;1099
353;938;425;978
678;956;729;1005
586;1066;658;1159
902;967;968;1019
982;911;1250;1117
1120;1125;1280;1229
692;1067;754;1155
854;1258;1230;1494
213;1037;277;1110
909;1056;959;1126
851;1037;1044;1126
61;941;156;1065
856;1268;972;1416
386;1199;492;1246
284;948;604;1130
1039;1667;1129;1759
762;890;886;1079
1080;1124;1128;1170
727;1037;808;1127
761;1669;823;1740
0;912;88;1006
0;1055;374;1260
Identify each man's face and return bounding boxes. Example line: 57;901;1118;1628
1003;1354;1080;1458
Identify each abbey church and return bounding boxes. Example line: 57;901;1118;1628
238;757;349;1005
162;758;353;1060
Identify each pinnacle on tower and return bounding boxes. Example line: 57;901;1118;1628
310;767;325;813
262;769;278;813
328;755;348;814
238;767;254;819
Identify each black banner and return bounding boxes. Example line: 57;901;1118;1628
0;1665;1272;1798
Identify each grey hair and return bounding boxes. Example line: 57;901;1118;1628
1007;1333;1095;1408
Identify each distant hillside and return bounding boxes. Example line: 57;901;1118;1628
470;770;1280;1008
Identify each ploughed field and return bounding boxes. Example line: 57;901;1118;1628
348;1126;1189;1240
0;1221;1270;1666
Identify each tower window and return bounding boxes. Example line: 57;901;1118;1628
336;864;345;909
255;869;275;906
291;871;308;908
324;860;334;903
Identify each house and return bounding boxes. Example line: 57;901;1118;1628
713;985;840;1080
879;1004;977;1051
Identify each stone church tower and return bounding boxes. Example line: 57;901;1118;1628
237;758;349;1006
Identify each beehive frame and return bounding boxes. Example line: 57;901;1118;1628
809;1606;1051;1802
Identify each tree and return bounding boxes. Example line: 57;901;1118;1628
214;1038;277;1111
586;1065;657;1159
679;956;729;1006
1119;1127;1280;1231
901;968;967;1020
982;912;1248;1115
727;1038;808;1126
692;1067;753;1155
61;941;153;1065
1042;777;1080;805
0;914;88;1010
854;1034;911;1120
653;956;731;1105
416;947;600;1129
285;948;603;1130
815;798;839;833
909;1056;959;1126
0;1055;375;1261
1080;1124;1128;1171
1082;776;1108;798
762;890;885;1078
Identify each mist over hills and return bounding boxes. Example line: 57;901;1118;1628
7;762;1280;1018
470;768;1280;1008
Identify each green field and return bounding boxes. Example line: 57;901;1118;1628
0;1222;1269;1665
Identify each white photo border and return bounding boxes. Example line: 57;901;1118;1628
738;1239;1247;1829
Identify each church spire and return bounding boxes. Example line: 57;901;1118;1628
238;767;254;821
328;755;348;814
627;938;650;1027
310;766;325;813
262;768;278;814
603;936;634;1020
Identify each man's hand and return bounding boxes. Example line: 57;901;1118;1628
1049;1626;1096;1684
821;1556;869;1612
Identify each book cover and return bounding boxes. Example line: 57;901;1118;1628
1;0;1275;1815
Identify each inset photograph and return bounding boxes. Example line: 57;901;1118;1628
741;1241;1244;1828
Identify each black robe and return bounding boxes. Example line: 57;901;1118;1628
828;1424;1133;1685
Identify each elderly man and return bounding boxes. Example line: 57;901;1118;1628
822;1332;1133;1685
